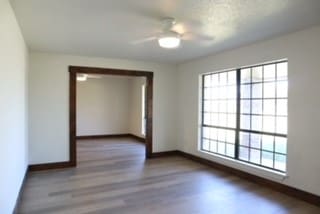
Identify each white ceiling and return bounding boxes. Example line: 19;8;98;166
12;0;320;64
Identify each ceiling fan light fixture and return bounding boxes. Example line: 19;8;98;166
77;74;88;81
158;31;181;49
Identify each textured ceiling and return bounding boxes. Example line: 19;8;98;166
12;0;320;64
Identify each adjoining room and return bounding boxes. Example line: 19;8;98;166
75;72;148;165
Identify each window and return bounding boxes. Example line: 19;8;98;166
201;60;288;172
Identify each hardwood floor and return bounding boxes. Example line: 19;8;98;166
18;138;320;214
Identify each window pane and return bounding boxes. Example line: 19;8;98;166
227;100;236;113
264;82;276;98
227;114;236;128
263;99;275;115
227;85;236;98
274;154;286;171
204;101;210;112
212;88;219;100
252;83;263;98
210;128;218;140
252;66;263;82
219;100;227;112
204;88;212;100
212;74;219;85
218;129;226;142
218;142;226;154
263;116;275;132
277;62;287;81
239;147;249;161
262;151;273;168
252;100;262;114
240;115;251;129
228;71;237;85
240;132;250;146
226;144;235;157
226;130;235;143
241;85;251;98
275;137;287;154
250;133;261;149
252;115;262;131
241;100;251;114
276;117;287;134
218;100;227;112
210;140;218;153
250;149;261;164
277;81;288;98
264;64;276;81
203;139;209;151
211;113;218;126
262;135;274;151
203;127;210;138
219;113;227;126
204;113;210;124
277;99;287;116
241;68;251;83
212;101;219;112
219;72;227;86
219;87;227;99
204;75;212;87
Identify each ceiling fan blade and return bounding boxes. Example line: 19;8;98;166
177;19;203;30
130;4;202;30
182;32;215;42
128;3;167;23
130;36;157;45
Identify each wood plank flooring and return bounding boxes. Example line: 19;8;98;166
18;138;320;214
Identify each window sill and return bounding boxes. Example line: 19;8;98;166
198;150;288;181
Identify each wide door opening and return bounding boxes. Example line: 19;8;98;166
69;66;153;166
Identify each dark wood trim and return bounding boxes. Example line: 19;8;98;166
175;151;320;206
69;70;77;167
28;133;144;171
69;66;153;164
145;73;153;158
76;133;145;143
151;150;180;158
128;134;145;143
69;66;153;77
77;134;131;140
13;168;28;214
28;161;73;172
14;150;320;209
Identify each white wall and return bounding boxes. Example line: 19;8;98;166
177;25;320;196
0;0;29;213
77;76;131;136
29;53;178;164
129;77;146;138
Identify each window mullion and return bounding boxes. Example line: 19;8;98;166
201;75;205;150
235;69;241;160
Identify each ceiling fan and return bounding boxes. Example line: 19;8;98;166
132;17;214;49
76;74;102;81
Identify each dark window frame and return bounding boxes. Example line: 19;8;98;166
200;60;288;173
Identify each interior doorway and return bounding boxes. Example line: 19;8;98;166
69;66;153;166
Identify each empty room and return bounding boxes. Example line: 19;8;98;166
1;0;320;213
76;73;148;166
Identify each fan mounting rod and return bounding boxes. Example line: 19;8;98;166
162;17;176;31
